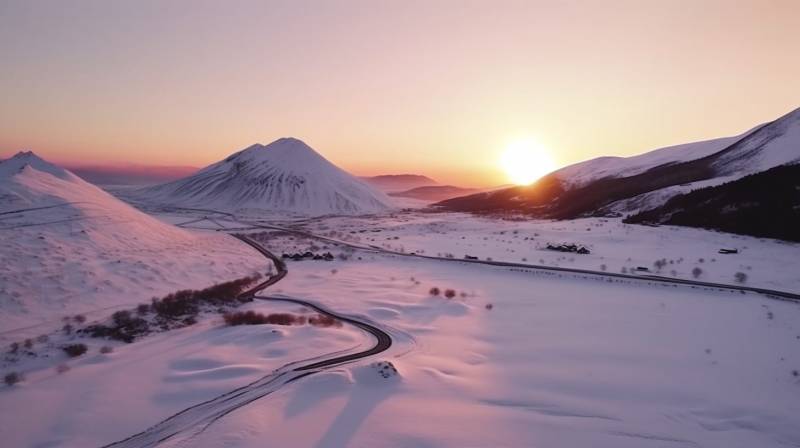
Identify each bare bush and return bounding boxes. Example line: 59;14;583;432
62;343;88;358
735;272;748;283
444;289;457;299
99;346;114;354
692;267;703;279
4;372;23;386
429;287;441;296
223;311;302;326
56;364;70;374
308;314;342;328
485;303;494;310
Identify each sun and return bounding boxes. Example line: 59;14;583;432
500;139;557;185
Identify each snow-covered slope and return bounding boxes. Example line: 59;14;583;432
135;138;393;216
559;107;800;194
0;152;269;333
553;134;745;189
439;106;800;219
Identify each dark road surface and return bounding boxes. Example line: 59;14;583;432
102;235;394;448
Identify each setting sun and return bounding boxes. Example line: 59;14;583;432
500;139;557;185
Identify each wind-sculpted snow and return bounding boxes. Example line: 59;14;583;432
134;138;393;216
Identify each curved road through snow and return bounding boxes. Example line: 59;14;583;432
101;235;393;448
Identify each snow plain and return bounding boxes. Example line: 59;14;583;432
1;206;799;448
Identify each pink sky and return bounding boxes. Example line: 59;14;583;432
1;0;799;186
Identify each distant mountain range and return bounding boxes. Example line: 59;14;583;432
360;174;438;192
129;138;393;216
390;185;483;202
437;107;800;241
68;164;198;186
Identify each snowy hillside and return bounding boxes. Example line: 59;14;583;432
0;152;269;333
439;107;800;222
552;134;744;190
134;138;393;216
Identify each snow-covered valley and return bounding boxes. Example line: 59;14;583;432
2;201;799;447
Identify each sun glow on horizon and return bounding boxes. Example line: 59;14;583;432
500;139;557;185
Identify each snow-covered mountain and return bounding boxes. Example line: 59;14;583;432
134;138;393;216
438;106;800;218
0;152;268;332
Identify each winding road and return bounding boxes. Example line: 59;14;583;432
104;208;799;446
102;235;394;448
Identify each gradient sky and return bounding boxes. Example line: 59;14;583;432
1;0;799;186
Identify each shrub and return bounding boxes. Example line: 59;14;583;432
62;343;88;358
600;264;607;271
4;372;23;386
74;314;86;324
429;287;441;296
23;339;33;349
112;310;132;326
99;346;114;354
62;323;73;335
224;311;297;326
308;314;342;328
36;334;49;343
9;342;19;354
692;267;703;278
444;289;456;299
485;303;494;310
56;364;70;374
735;272;748;283
86;311;150;343
264;313;301;326
136;303;150;315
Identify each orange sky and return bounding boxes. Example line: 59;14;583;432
1;0;799;187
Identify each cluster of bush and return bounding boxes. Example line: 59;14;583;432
223;310;342;328
429;287;459;299
81;273;262;343
281;251;335;261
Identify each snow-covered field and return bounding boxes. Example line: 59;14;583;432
2;204;799;447
298;212;800;293
2;248;799;447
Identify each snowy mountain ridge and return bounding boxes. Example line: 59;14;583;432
437;106;800;219
135;138;393;216
0;151;79;182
